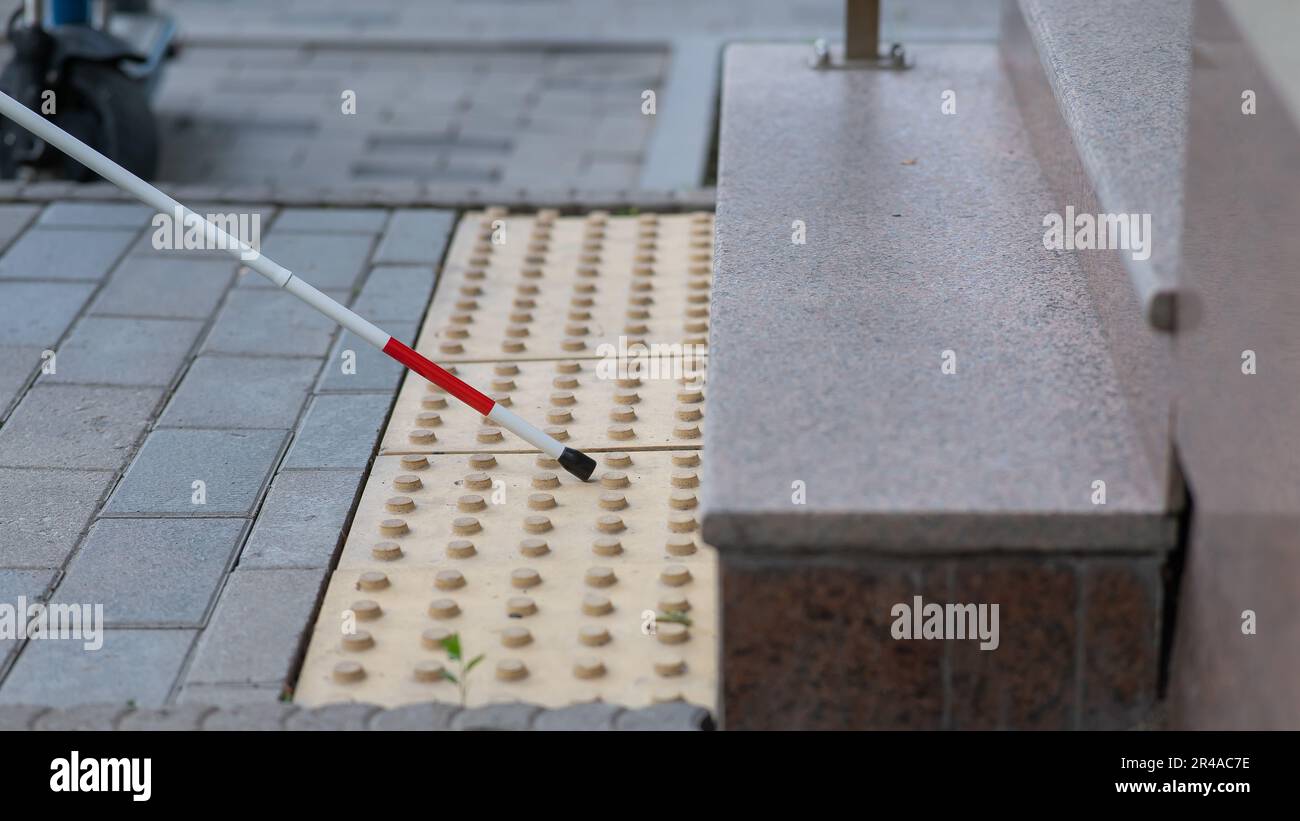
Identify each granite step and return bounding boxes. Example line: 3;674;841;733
1001;0;1192;508
705;41;1177;728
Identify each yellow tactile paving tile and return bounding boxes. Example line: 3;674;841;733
422;209;713;362
295;451;717;709
380;357;707;455
296;208;718;711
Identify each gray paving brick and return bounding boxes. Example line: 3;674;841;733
315;323;416;393
126;202;279;259
614;702;713;731
184;568;327;685
0;569;58;600
202;287;345;357
500;154;585;187
157;355;319;430
0;204;39;251
580;159;639;189
42;316;204;387
349;265;437;323
38;202;156;229
16;180;74;197
89;257;237;319
235;232;372;290
0;630;196;708
273;208;388;234
0;385;162;471
0;703;48;729
367;702;461;731
286;702;380;731
0;569;58;673
196;203;281;225
282;393;391;470
103;428;288;516
118;704;215;730
427;158;500;184
125;234;231;262
0;345;41;420
51;518;246;628
452;702;543;731
588;117;656;147
0;227;136;281
372;209;455;264
195;699;297;727
32;704;129;730
177;682;285;707
0;468;115;568
66;182;120;199
0;281;95;346
239;470;363;568
532;701;624;731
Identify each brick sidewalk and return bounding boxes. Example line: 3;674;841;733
0;203;449;706
154;45;669;189
0;192;710;719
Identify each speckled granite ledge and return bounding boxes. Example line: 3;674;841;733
1012;0;1191;330
704;43;1174;554
1002;0;1187;506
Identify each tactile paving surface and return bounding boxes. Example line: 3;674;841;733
381;358;707;455
420;208;713;362
296;209;717;711
295;451;715;708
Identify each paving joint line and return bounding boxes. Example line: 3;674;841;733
3;204;302;700
0;205;87;423
171;210;457;704
0;210;154;686
162;209;361;704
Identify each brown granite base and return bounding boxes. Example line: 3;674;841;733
720;554;1164;730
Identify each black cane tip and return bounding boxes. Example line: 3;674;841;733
558;447;597;482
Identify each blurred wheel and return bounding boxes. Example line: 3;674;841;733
56;59;158;180
0;53;46;178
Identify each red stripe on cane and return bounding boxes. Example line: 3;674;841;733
382;336;495;416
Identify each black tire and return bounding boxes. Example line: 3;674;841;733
0;58;45;179
56;60;158;181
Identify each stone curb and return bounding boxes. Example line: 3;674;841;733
0;701;714;731
0;182;716;211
